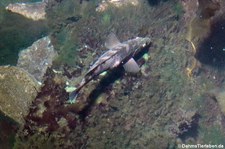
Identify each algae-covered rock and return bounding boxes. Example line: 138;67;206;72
0;66;40;124
96;0;139;12
17;36;57;82
6;1;47;21
214;90;225;115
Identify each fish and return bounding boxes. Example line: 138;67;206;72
68;33;151;103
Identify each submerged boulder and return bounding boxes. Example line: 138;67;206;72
6;1;47;21
0;66;40;124
17;36;57;82
213;89;225;115
96;0;139;12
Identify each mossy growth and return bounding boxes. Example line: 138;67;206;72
54;44;78;67
172;2;184;19
101;13;111;26
199;125;225;144
0;66;39;124
13;133;54;149
52;27;79;67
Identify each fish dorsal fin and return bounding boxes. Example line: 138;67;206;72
123;58;140;73
105;33;121;49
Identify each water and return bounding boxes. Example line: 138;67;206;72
0;1;48;65
0;0;225;148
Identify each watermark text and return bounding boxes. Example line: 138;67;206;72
178;144;224;148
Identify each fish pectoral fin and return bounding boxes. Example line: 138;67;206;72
105;33;121;49
123;58;140;73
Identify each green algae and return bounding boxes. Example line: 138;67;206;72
200;125;225;145
54;43;78;66
47;0;98;67
13;133;54;149
172;2;184;19
101;13;111;26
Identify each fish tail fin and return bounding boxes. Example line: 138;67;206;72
68;90;79;104
67;79;86;104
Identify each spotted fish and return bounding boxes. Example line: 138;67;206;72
69;33;151;102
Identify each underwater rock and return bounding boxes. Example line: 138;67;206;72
5;1;47;21
184;0;221;74
168;109;199;139
0;66;40;124
96;0;139;12
186;0;220;50
211;89;225;115
17;36;58;82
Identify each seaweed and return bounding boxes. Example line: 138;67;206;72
22;68;83;136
